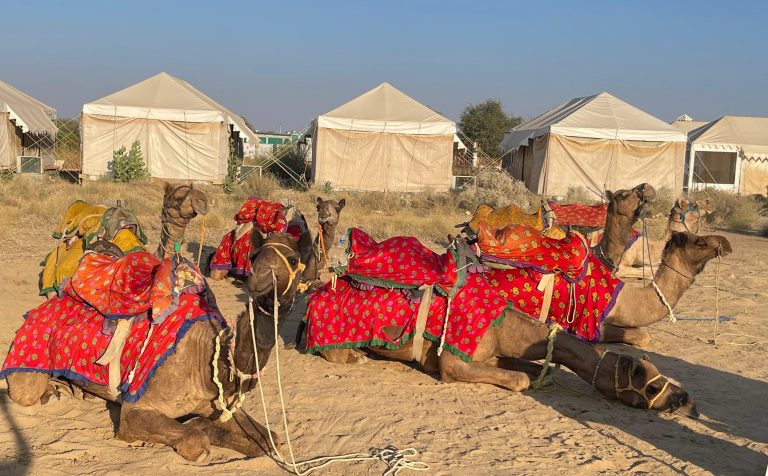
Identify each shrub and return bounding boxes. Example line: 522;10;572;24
236;171;280;200
645;185;675;217
691;189;763;231
223;137;241;194
560;186;595;205
268;143;309;188
0;169;13;183
111;140;149;183
457;168;537;211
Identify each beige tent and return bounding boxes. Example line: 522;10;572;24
687;116;768;194
0;80;57;169
310;82;456;192
501;92;687;197
671;114;709;134
81;72;258;182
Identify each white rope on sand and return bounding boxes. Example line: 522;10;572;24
243;268;430;475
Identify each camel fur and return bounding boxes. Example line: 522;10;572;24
157;182;209;259
620;197;715;270
6;232;309;461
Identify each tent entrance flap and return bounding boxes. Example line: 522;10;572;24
693;151;737;185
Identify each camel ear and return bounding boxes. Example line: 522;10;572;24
605;190;614;202
297;219;314;266
316;196;322;207
337;198;346;210
162;181;173;196
250;228;265;253
670;232;688;248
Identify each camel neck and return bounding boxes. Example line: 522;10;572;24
592;214;634;267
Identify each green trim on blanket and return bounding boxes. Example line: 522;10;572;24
38;285;58;297
304;330;416;355
345;274;420;290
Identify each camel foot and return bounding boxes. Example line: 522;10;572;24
186;411;276;458
440;352;530;392
491;357;544;380
208;269;228;281
118;405;211;461
320;348;368;364
7;372;50;407
601;324;651;347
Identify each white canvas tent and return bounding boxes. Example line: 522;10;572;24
81;72;258;182
687;116;768;194
501;92;687;197
0;80;57;169
310;82;456;192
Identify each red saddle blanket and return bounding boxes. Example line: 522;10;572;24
211;199;287;276
485;254;622;342
549;203;608;229
211;226;254;277
304;273;508;362
341;228;459;293
0;294;220;402
1;250;223;402
476;223;589;282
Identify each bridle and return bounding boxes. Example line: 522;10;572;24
671;203;701;234
260;242;305;296
592;351;671;409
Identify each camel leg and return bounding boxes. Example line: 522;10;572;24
490;357;544;380
6;372;50;406
439;352;530;392
208;269;228;281
186;409;278;458
600;324;651;347
320;348;367;364
117;405;210;461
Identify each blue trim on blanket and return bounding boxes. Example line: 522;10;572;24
119;312;222;403
0;367;95;384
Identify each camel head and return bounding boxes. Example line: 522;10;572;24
162;182;209;218
603;353;698;417
247;232;310;302
662;232;732;275
605;183;656;223
316;196;345;231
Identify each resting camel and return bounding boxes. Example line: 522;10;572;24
601;231;731;346
304;196;346;280
620;197;715;269
5;231;308;460
157;182;209;259
317;288;698;416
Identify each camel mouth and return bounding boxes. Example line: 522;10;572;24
192;200;209;215
675;401;700;419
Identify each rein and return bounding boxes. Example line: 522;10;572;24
262;242;306;296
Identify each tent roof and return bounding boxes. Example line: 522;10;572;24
689;115;768;160
82;72;257;143
671;119;709;134
0;80;57;135
502;92;686;151
317;82;455;135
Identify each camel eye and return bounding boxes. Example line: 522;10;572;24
287;256;299;267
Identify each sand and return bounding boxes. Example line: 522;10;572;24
0;224;766;475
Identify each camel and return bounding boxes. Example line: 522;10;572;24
601;231;731;346
620;197;715;269
307;197;346;279
5;231;309;460
315;287;697;416
157;182;209;259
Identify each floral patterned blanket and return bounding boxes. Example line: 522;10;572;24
1;251;223;402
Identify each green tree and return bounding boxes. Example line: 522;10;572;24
458;100;521;158
223;137;242;194
111;140;149;182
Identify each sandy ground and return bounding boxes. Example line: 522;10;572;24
0;223;766;476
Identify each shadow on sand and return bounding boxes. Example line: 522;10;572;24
0;390;31;476
524;347;768;475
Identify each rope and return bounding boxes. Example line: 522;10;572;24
317;223;329;270
711;250;722;344
531;323;561;390
213;327;245;422
436;297;452;357
244;270;429;475
197;215;207;268
651;280;676;323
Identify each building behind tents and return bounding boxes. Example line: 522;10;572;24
308;82;456;192
80;72;258;183
686;116;768;194
0;80;58;172
501;92;687;198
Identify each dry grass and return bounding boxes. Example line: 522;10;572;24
690;189;768;234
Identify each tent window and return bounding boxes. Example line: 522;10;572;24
694;151;737;184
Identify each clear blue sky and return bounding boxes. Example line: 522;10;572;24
2;0;766;131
